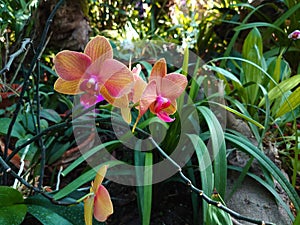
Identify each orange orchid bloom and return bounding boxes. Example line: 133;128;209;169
84;165;113;224
133;58;187;131
54;36;134;107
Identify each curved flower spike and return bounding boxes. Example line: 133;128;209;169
84;165;113;225
288;30;300;40
54;36;134;107
133;58;187;131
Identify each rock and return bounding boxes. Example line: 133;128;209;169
226;170;292;225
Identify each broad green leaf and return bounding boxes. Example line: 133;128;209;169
0;186;27;225
47;141;70;164
40;108;62;123
242;27;264;105
276;86;300;117
25;194;105;225
259;75;300;107
267;55;282;90
0;118;26;138
27;205;73;225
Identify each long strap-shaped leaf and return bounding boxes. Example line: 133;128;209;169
198;106;227;197
225;133;300;211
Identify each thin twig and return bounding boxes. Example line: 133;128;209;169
1;0;65;184
36;60;46;189
0;38;31;76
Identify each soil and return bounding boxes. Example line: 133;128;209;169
107;181;194;225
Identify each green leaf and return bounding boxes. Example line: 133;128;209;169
54;160;125;200
259;75;300;107
242;27;264;105
204;65;242;86
27;205;73;225
197;106;226;197
0;118;26;138
143;153;153;225
276;86;300;117
187;134;213;222
134;141;153;225
266;55;291;89
182;46;189;76
294;210;300;225
0;186;27;225
206;192;233;225
62;140;120;176
40;109;62;123
234;22;284;33
25;194;104;225
47;141;70;164
211;102;264;129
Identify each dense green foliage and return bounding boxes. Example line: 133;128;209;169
0;0;300;225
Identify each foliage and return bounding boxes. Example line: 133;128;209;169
0;0;300;225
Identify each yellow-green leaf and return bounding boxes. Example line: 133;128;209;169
259;75;300;107
276;86;300;117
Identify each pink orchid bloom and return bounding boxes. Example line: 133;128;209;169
84;165;113;224
54;36;134;107
288;30;300;40
133;58;187;130
101;64;147;123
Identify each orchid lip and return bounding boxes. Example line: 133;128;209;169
154;96;171;113
80;75;101;94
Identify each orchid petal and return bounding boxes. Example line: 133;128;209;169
149;58;167;82
94;185;113;222
54;51;91;80
100;59;133;98
139;80;158;118
121;107;132;124
149;99;177;115
160;73;187;99
132;80;157;132
92;165;108;193
84;195;94;225
131;74;147;103
84;36;113;63
86;58;133;98
157;111;175;122
100;87;129;108
54;78;82;95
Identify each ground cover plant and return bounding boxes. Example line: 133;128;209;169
0;0;300;225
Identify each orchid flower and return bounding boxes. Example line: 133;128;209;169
101;64;147;123
84;165;113;224
133;58;187;131
288;30;300;40
54;36;134;107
